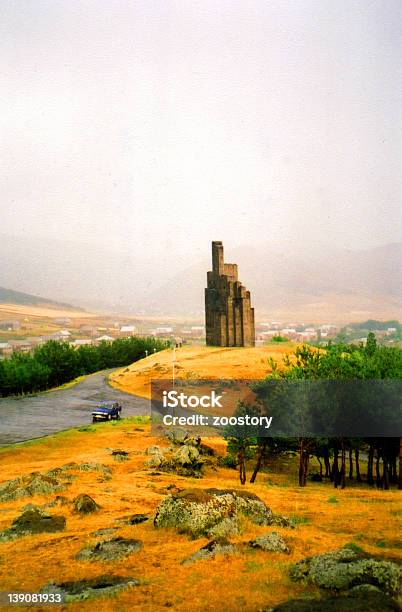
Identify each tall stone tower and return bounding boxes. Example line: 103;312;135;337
205;241;255;347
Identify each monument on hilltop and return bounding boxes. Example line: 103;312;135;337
205;241;255;347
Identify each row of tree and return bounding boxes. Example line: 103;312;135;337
224;334;402;489
0;336;168;397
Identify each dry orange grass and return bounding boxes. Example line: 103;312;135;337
0;304;96;320
0;420;400;612
110;345;296;399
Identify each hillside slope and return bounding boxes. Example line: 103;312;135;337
0;286;81;311
109;345;295;399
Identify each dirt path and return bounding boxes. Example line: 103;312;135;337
0;371;149;445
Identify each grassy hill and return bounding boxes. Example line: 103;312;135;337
109;344;297;399
0;287;82;311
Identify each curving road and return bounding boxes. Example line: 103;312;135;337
0;371;149;445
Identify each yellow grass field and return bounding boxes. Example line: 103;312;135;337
110;344;297;399
0;419;400;612
0;304;96;320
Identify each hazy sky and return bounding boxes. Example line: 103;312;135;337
1;0;401;271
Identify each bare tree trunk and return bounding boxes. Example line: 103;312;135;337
332;447;339;488
383;457;390;490
250;442;264;483
340;442;346;489
399;438;402;490
348;449;353;479
375;452;381;488
238;448;246;485
303;452;309;486
298;439;305;487
323;449;331;478
367;444;374;485
317;456;323;478
298;438;309;487
355;448;362;482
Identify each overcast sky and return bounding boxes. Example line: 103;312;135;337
1;0;401;272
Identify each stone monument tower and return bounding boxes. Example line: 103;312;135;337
205;241;255;347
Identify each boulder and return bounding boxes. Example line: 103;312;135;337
271;586;400;611
40;575;139;602
73;494;100;514
289;546;401;597
154;488;290;538
76;537;143;561
249;531;290;553
0;506;66;540
0;472;66;502
182;538;237;564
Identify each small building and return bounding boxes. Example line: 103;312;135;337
49;330;71;341
120;325;136;336
0;342;12;357
70;339;93;348
95;335;114;343
9;339;32;353
0;320;21;331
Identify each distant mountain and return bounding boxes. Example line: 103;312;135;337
0;286;82;311
0;232;400;322
148;242;402;322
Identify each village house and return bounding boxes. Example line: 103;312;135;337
0;342;12;357
95;335;114;343
120;325;136;336
8;339;32;353
70;338;93;348
0;320;21;331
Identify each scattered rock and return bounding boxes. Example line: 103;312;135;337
91;528;118;537
249;531;290;553
0;506;66;540
76;537;143;561
40;575;139;602
166;428;188;445
154;488;290;538
44;495;70;509
73;494;100;515
114;513;150;526
182;538;237;564
146;452;166;468
289;546;401;597
271;586;400;611
111;450;130;462
0;472;67;502
128;513;150;525
146;445;165;455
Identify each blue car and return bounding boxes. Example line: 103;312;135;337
92;402;122;422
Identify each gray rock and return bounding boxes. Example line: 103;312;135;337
154;488;289;538
271;588;400;611
40;575;139;602
0;472;66;502
166;428;188;444
76;537;143;561
0;506;66;540
182;538;237;564
289;546;401;596
249;531;289;553
73;494;100;514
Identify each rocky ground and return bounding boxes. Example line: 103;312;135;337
0;417;400;611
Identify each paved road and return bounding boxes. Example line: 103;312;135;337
0;371;149;445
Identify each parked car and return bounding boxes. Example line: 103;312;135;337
92;402;122;422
